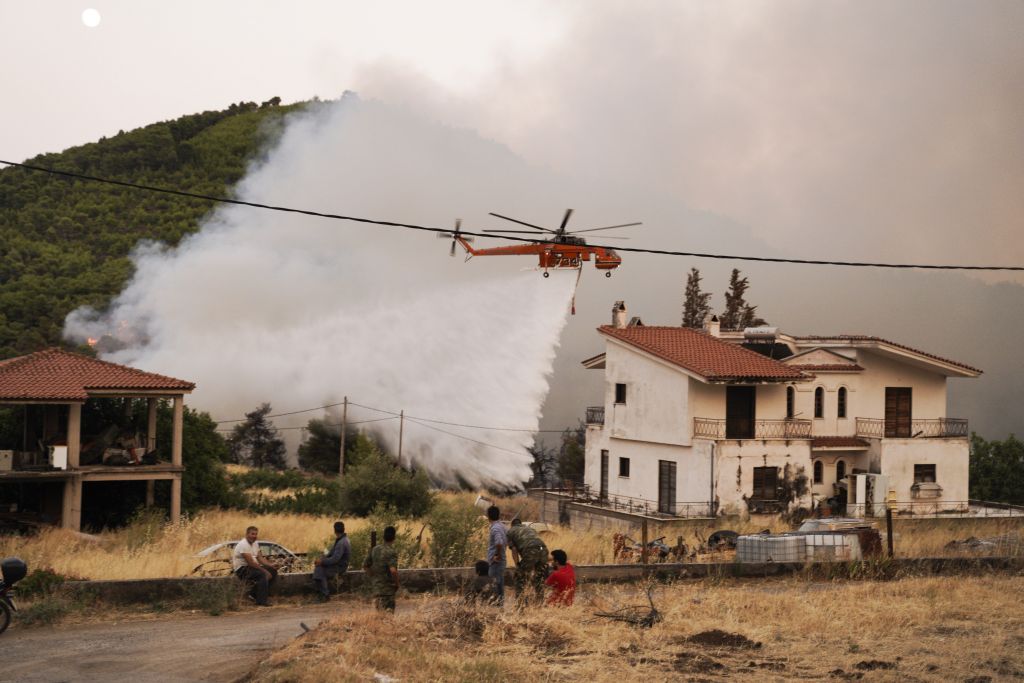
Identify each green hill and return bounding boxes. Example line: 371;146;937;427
0;98;307;358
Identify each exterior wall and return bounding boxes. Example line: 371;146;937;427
879;438;969;506
711;440;813;517
604;341;692;446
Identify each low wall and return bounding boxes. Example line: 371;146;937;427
60;556;1024;605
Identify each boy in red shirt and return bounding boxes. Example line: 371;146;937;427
545;549;576;606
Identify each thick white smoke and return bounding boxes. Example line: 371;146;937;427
64;96;581;488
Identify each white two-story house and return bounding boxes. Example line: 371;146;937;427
582;303;981;518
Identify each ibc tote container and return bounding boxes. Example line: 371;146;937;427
736;534;806;563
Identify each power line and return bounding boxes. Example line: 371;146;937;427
214;400;348;424
215;415;396;433
403;416;527;457
1;158;1021;271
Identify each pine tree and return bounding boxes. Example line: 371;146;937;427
682;267;713;328
720;268;768;330
227;403;287;469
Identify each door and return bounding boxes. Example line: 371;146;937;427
658;460;677;514
599;450;609;500
884;388;912;437
726;386;756;439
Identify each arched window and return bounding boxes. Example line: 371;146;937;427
837;387;847;419
813;460;823;484
786;386;795;419
836;460;846;482
814;387;824;419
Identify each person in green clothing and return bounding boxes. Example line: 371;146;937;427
363;525;400;612
507;518;549;606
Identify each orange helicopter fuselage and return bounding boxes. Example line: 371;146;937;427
456;237;621;272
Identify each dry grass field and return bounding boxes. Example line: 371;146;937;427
247;574;1024;682
0;491;1019;580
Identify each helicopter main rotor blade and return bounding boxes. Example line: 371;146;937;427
587;236;631;240
568;222;643;234
488;212;557;233
558;208;574;233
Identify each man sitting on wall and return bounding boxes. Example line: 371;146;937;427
312;521;351;602
233;525;278;606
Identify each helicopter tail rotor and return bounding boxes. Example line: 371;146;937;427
438;219;474;256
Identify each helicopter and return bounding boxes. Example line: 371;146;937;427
438;209;641;277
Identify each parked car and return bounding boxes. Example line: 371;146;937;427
190;540;306;576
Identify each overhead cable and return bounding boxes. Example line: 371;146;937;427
1;158;1021;271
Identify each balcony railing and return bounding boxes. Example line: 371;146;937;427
855;417;968;439
693;418;812;440
585;406;605;426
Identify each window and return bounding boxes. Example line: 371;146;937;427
786;386;795;419
914;464;936;483
618;457;630;478
814;387;824;418
837;387;847;419
813;460;823;484
752;466;779;500
836;460;846;482
614;383;627;404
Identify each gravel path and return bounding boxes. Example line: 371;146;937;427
0;601;348;683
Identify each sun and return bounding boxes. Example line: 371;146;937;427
81;8;101;28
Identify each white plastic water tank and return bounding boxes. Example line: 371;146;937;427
736;534;806;563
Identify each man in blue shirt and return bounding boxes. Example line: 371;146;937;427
486;505;507;606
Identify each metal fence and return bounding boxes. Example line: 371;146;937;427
855;417;969;438
693;417;812;440
547;485;713;518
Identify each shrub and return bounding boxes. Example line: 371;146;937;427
18;568;81;598
427;499;486;567
338;448;433;517
184;579;243;616
17;595;72;626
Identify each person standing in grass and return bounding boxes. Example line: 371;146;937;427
363;525;400;612
312;521;350;602
486;505;508;606
507;518;548;605
232;526;278;607
545;549;576;607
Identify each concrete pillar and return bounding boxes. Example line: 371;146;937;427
146;480;155;507
171;396;183;468
147;398;158;453
170;476;181;524
61;477;82;531
67;403;82;469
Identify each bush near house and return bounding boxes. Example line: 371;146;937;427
970;433;1024;505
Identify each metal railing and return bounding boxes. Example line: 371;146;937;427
545;485;713;518
585;406;605;426
693;417;812;440
855;417;969;438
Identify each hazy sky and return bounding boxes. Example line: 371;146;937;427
3;1;1022;453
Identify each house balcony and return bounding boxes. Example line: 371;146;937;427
855;417;968;439
693;417;812;440
585;406;605;426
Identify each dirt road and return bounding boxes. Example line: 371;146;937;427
0;602;348;683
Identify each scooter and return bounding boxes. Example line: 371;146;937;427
0;558;27;635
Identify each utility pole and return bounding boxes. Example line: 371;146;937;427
339;396;347;477
398;410;404;460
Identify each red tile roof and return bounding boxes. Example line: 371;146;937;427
811;437;870;449
793;335;981;374
0;348;194;401
791;364;864;372
598;326;808;382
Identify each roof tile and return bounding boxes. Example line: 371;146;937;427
599;326;807;382
0;348;194;401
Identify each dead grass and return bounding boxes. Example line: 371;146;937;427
0;492;1019;581
249;574;1024;682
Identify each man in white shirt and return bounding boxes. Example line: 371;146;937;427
233;526;278;606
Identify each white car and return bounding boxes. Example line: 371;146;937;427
190;540;304;576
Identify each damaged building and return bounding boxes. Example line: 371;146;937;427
0;348;194;531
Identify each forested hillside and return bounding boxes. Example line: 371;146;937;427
0;98;306;359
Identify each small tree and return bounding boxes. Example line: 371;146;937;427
720;268;767;330
337;444;434;517
681;267;712;328
426;498;486;567
556;424;586;485
527;439;557;488
227;403;287;469
297;418;341;474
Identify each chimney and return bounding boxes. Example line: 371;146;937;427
612;301;627;329
704;313;720;337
